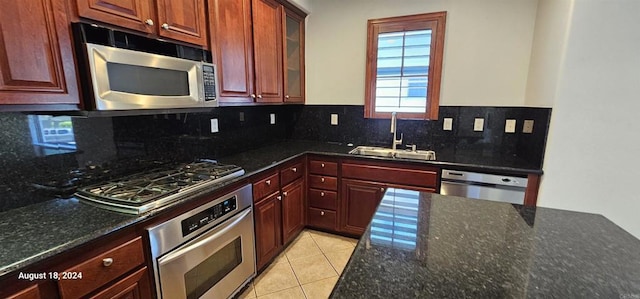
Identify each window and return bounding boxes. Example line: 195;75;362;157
364;12;447;120
28;115;77;156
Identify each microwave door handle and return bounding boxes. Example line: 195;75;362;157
158;208;251;266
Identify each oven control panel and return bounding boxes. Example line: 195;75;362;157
181;196;237;236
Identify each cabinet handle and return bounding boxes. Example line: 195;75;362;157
251;94;256;99
102;258;113;267
320;211;325;216
144;19;154;26
380;187;385;192
321;177;325;183
257;94;263;99
320;192;325;197
283;191;288;197
285;95;290;99
292;167;297;173
321;163;325;168
161;23;169;30
265;180;271;186
277;196;282;201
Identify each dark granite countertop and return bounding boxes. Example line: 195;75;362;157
331;189;640;298
0;140;543;279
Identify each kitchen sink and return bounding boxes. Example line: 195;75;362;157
349;146;436;161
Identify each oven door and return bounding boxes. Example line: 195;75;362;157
156;207;255;299
86;43;205;110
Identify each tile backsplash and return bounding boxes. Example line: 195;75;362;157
0;104;550;211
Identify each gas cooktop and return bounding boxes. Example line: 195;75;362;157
75;160;244;214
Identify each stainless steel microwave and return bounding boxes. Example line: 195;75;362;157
74;23;218;111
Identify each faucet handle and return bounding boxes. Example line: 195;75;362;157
399;133;403;142
406;144;417;152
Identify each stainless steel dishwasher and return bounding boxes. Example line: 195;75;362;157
440;169;528;205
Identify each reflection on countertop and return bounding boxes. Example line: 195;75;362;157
332;189;640;298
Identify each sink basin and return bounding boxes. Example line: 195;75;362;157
349;146;436;161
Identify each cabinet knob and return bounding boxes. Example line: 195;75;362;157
292;167;297;173
251;94;256;99
265;180;271;186
321;177;325;183
321;163;325;168
102;258;113;267
285;95;290;99
320;192;325;197
320;211;325;216
161;23;170;30
282;191;288;197
257;94;263;99
380;187;385;192
144;19;154;26
277;196;282;201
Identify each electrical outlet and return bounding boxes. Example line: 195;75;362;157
505;119;516;133
210;118;219;133
239;112;245;122
330;114;338;125
270;113;276;125
176;114;181;121
474;118;484;132
443;118;453;131
523;120;534;133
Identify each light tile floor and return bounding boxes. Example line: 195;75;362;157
238;229;358;299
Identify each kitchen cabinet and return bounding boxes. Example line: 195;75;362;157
252;157;305;270
0;0;80;107
5;285;42;299
88;267;151;299
306;157;339;231
341;179;386;236
75;0;208;47
208;0;306;105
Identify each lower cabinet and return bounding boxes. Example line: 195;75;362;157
340;179;386;236
254;191;283;270
5;285;41;299
88;267;151;299
281;178;305;244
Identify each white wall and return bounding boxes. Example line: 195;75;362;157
524;0;573;107
538;0;640;239
305;0;539;106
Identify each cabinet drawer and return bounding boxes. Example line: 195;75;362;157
307;208;336;230
281;162;303;186
308;175;338;190
253;172;280;202
58;237;144;299
342;163;438;188
308;189;337;210
309;160;338;176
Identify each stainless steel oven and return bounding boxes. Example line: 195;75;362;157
147;184;255;299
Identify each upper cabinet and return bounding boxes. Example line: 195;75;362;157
209;0;306;105
75;0;208;47
0;0;80;107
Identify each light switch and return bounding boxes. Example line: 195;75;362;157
474;118;484;132
443;118;453;131
523;120;534;133
505;119;516;133
210;118;219;133
330;114;338;125
270;113;276;125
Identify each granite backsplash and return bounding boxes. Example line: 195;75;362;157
0;105;550;212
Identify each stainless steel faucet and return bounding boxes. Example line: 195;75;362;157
390;112;403;150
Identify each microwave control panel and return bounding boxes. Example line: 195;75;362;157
181;196;237;236
202;64;217;101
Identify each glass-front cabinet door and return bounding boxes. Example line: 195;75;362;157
283;9;305;103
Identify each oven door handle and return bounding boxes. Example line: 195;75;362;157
158;208;252;265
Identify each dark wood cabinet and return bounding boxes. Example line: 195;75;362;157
0;0;80;107
283;8;305;103
88;267;151;299
281;178;305;244
251;0;283;103
75;0;208;47
5;285;42;299
341;179;386;236
254;191;283;270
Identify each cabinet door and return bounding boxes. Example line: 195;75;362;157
254;192;282;270
209;0;255;103
251;0;283;103
156;0;208;47
281;178;305;244
5;285;41;299
341;179;386;236
0;0;80;106
76;0;155;34
282;9;304;103
89;267;152;299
